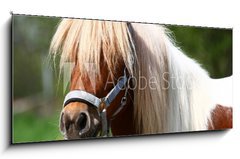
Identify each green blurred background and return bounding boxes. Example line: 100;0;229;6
168;25;232;78
12;15;232;144
13;15;64;143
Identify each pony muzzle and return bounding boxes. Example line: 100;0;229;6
60;109;92;138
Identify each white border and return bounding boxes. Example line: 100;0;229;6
1;0;240;159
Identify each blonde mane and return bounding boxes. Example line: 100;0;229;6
50;19;134;77
50;19;214;134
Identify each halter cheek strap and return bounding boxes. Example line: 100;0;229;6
63;69;129;137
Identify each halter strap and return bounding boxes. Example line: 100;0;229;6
104;71;128;107
63;90;101;107
63;69;128;109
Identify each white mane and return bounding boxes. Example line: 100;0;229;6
166;38;216;132
130;23;216;133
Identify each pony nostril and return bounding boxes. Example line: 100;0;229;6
77;113;88;131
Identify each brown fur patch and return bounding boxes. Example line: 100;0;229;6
208;105;232;130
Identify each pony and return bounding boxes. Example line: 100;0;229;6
50;18;232;139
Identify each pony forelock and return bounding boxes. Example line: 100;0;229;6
49;19;134;78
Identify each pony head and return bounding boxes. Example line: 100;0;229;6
50;19;136;139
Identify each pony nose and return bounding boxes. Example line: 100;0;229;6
77;113;88;131
61;110;90;135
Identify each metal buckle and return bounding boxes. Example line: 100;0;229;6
121;96;127;106
98;98;107;113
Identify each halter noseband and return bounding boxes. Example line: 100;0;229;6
63;69;129;137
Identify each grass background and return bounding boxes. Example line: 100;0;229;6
13;112;63;143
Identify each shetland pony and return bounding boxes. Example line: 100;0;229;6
50;19;232;139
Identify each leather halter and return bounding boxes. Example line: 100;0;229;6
63;69;129;137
